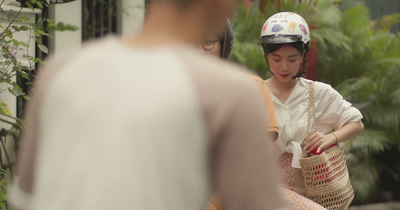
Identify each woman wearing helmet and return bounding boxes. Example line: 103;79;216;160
260;12;364;208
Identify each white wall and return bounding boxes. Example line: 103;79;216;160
48;0;145;52
119;0;145;37
48;0;83;56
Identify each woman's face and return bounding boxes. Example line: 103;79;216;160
266;44;303;83
200;36;221;58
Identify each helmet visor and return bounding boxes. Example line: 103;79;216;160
260;34;303;45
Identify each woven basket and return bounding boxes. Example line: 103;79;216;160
299;82;354;209
300;145;354;209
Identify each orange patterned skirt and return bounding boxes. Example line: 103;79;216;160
206;153;326;210
278;153;326;209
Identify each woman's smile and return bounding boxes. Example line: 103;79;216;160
278;73;291;79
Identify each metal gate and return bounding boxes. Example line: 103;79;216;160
365;0;400;33
82;0;120;41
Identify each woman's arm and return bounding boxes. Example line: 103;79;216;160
304;121;364;153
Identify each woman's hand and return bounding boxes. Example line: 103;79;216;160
303;132;337;153
303;122;364;154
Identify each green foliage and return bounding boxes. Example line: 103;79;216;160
0;170;7;210
0;0;77;110
0;0;78;207
315;2;400;204
313;1;400;203
230;3;271;78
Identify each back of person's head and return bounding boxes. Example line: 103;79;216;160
200;19;234;60
146;0;237;43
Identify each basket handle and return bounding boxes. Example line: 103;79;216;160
303;82;316;157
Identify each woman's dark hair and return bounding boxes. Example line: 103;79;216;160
262;41;310;78
262;41;308;56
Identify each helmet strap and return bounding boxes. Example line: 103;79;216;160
292;45;309;79
292;57;306;79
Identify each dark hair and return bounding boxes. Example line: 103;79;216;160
218;19;234;60
262;42;310;78
262;42;308;55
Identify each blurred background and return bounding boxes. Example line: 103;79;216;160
0;0;398;209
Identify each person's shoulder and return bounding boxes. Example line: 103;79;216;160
178;49;257;91
315;81;339;97
300;78;334;92
212;61;262;96
314;80;333;89
82;36;121;50
46;37;120;65
299;78;341;101
58;37;128;65
247;74;265;85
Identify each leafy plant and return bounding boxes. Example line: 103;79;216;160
338;30;400;203
0;0;77;207
0;170;7;210
315;2;400;203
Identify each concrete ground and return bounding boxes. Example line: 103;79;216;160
349;202;400;210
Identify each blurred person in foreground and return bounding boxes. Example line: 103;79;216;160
198;20;280;210
9;0;284;210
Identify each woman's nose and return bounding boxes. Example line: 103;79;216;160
282;61;289;71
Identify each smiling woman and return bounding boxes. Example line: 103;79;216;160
260;11;364;209
266;44;304;83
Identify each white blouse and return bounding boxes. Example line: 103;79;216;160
270;78;363;168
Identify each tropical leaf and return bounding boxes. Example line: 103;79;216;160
392;89;400;105
362;108;400;144
370;57;400;67
348;129;391;153
346;151;379;202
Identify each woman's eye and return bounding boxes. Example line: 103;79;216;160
289;60;297;63
273;59;281;62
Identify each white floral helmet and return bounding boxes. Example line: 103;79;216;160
260;12;311;78
260;12;310;45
